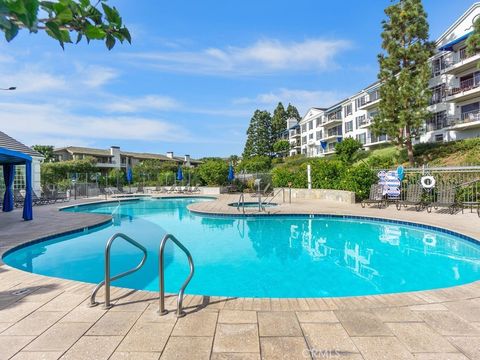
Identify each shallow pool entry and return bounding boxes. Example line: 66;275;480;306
3;197;480;298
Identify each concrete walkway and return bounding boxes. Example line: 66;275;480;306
0;196;479;359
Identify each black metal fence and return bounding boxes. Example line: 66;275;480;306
377;165;480;211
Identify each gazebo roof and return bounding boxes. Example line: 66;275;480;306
0;131;43;163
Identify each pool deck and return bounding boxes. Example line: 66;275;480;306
0;195;479;359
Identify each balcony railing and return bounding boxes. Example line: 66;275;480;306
445;110;480;127
356;116;371;127
367;134;388;144
446;49;480;68
425;120;448;132
447;77;480;96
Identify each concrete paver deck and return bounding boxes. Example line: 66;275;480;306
0;195;479;359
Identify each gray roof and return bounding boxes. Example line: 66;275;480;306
54;146;201;164
0;131;44;158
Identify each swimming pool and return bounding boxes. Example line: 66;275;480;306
3;197;480;298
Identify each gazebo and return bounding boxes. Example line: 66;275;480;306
0;148;33;220
0;131;43;221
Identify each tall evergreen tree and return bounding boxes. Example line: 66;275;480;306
373;0;434;166
271;102;288;135
242;110;273;158
286;103;301;122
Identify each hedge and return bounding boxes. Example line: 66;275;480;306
271;159;376;200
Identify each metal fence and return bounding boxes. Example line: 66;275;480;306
379;165;480;210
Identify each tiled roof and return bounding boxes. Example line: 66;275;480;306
0;131;44;158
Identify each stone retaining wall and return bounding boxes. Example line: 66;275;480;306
276;188;356;204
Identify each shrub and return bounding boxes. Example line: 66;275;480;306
238;155;272;173
273;140;290;154
271;167;296;187
41;157;98;185
339;164;377;200
334;138;362;163
197;159;229;186
311;159;346;189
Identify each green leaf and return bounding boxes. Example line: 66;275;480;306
119;27;131;43
45;21;64;48
0;15;12;29
101;3;121;26
56;7;73;23
105;33;115;50
4;22;19;42
76;32;82;44
84;24;105;40
5;0;27;15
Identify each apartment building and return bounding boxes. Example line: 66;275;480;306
295;2;479;157
53;146;200;175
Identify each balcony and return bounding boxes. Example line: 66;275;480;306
359;94;381;110
320;129;343;142
357;116;373;129
444;49;480;75
446;110;480;131
289;139;301;148
365;134;388;147
446;76;480;102
322;114;343;127
289;130;301;138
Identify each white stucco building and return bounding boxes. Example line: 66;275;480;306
295;2;480;157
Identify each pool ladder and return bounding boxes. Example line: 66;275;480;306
89;232;195;318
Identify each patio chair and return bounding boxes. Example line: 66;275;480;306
189;185;200;193
396;184;426;211
426;185;457;214
361;184;385;208
14;190;42;207
53;190;69;202
32;191;52;205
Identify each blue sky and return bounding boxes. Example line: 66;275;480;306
0;0;476;158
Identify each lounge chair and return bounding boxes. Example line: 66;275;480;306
361;184;385;208
426;185;457;214
396;184;426;211
33;191;52;205
14;190;42;207
52;190;69;202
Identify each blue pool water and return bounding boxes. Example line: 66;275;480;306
3;197;480;298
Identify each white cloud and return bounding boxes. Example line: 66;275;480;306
233;88;347;114
1;68;67;93
104;95;180;113
77;65;119;88
0;102;190;147
124;38;351;76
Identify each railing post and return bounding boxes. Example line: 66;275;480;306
158;234;168;316
104;244;112;309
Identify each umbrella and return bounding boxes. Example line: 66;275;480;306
126;168;133;183
176;166;183;181
228;164;235;181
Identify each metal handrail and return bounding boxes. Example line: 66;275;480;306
158;233;194;318
265;188;285;205
237;193;245;214
90;233;148;309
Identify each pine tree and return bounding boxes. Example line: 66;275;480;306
373;0;434;166
286;103;301;122
271;102;288;135
242;110;273;158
